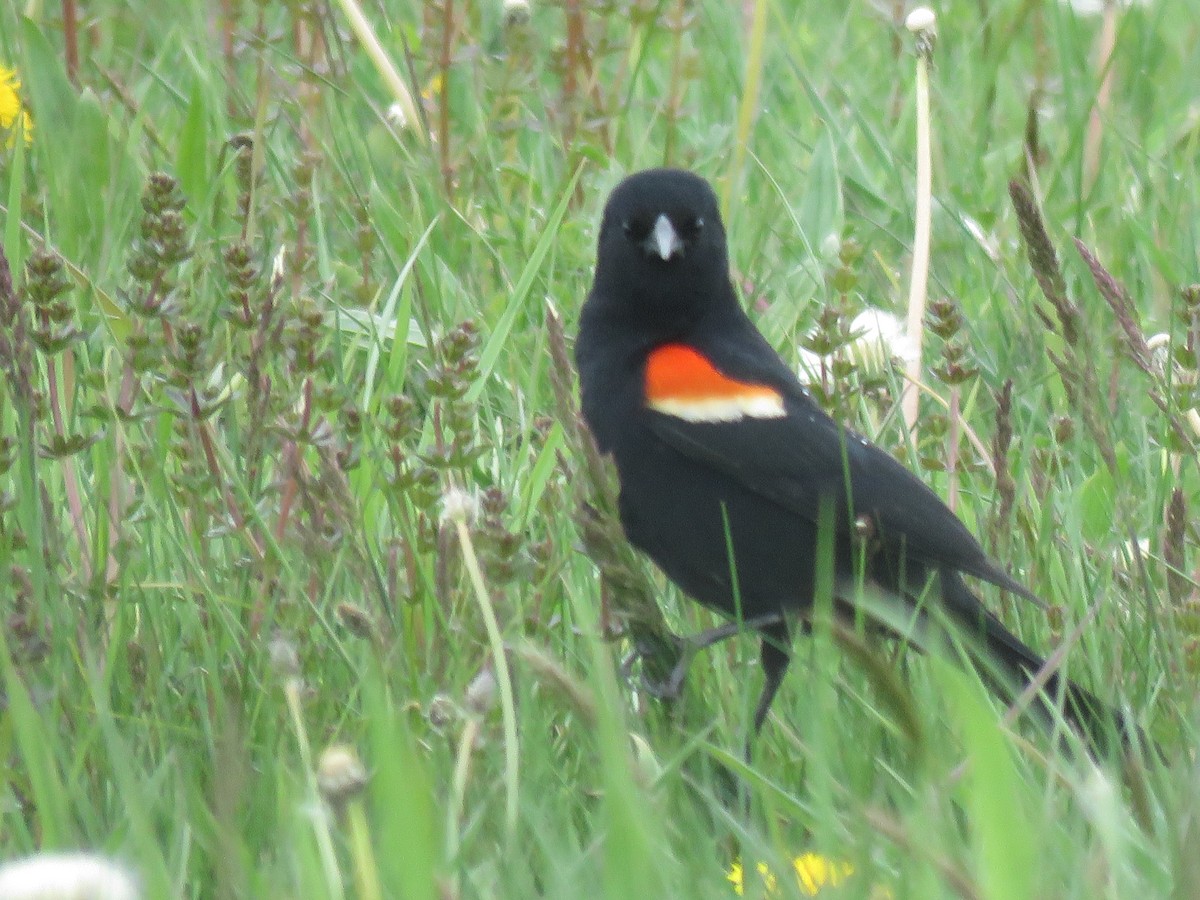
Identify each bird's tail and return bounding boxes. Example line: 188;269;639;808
941;573;1147;757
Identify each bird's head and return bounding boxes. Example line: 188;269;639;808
590;169;732;336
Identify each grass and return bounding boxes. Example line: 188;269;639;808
0;0;1197;897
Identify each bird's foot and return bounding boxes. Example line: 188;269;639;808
620;613;786;702
620;631;692;701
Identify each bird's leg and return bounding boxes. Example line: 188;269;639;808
746;619;793;760
659;614;785;698
732;620;794;818
621;612;785;701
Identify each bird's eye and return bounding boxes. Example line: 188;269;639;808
621;219;649;241
681;217;704;239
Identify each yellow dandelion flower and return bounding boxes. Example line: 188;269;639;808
728;859;775;896
0;66;34;146
728;853;875;897
422;73;444;104
794;853;853;894
0;69;20;123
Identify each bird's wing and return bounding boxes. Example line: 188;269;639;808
641;352;1040;605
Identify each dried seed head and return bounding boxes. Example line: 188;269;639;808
465;666;497;716
1053;415;1075;445
427;693;458;731
317;744;369;806
1165;488;1189;605
336;602;377;640
1182;284;1200;312
267;631;301;679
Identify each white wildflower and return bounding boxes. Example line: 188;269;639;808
0;853;140;900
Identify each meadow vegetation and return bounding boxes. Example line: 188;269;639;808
0;0;1197;896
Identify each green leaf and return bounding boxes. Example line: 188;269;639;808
467;163;584;403
935;660;1037;900
1079;464;1116;543
797;126;844;251
364;660;439;900
19;19;79;137
176;79;209;211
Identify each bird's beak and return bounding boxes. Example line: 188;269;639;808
645;214;684;261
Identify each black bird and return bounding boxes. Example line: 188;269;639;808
575;167;1138;753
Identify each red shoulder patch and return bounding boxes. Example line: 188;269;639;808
644;344;785;422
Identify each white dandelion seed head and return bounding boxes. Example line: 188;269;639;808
905;6;937;33
465;666;497;716
1062;0;1150;15
440;486;480;526
317;744;369;804
386;102;409;130
267;631;301;679
1146;333;1198;385
0;853;140;900
1146;332;1171;374
795;310;916;383
502;0;532;25
795;347;825;385
848;309;919;366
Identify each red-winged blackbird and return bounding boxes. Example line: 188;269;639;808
576;167;1140;753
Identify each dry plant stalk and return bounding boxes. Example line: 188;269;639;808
901;8;937;433
1163;488;1191;606
989;379;1017;553
1083;0;1120;188
1073;238;1195;450
1008;178;1117;472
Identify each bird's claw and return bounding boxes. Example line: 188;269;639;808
620;633;693;701
619;613;786;702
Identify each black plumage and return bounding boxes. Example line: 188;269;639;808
576;168;1138;752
